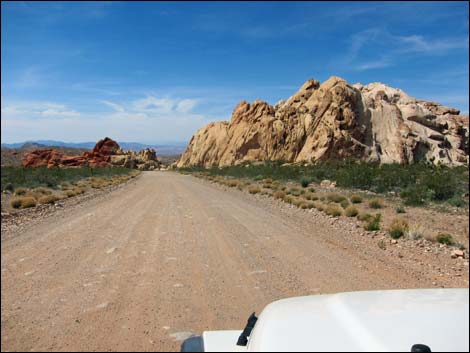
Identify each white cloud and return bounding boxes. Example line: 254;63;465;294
100;100;125;112
132;96;175;113
1;101;81;119
336;28;469;72
397;34;469;54
176;99;198;113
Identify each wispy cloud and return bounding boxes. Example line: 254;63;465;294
336;27;468;72
100;100;125;112
2;96;205;143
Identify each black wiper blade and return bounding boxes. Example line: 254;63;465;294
236;312;258;346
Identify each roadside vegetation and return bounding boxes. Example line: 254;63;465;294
178;160;469;249
2;166;139;211
178;160;468;208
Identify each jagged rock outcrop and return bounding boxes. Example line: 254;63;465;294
177;77;469;167
23;137;162;170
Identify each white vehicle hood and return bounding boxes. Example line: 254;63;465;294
243;288;469;352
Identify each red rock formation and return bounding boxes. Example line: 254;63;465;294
22;137;161;170
22;137;120;168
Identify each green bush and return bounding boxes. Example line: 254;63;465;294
364;214;381;231
448;196;466;208
300;177;310;188
177;161;468;207
2;166;134;191
436;233;455;246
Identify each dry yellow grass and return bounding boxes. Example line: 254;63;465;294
248;186;261;194
38;195;60;205
10;196;37;209
325;204;343;217
273;190;286;199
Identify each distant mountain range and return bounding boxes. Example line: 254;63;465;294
1;140;187;155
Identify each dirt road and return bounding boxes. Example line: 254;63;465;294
1;172;467;351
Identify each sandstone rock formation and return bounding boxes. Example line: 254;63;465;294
23;137;161;170
177;77;469;167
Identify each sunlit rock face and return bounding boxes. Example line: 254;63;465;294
177;77;469;168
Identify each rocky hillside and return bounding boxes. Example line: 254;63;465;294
22;137;162;170
177;77;469;167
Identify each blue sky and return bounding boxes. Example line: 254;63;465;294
1;1;469;144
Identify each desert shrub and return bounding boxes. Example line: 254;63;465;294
64;190;76;197
60;182;71;190
300;189;306;194
283;195;294;204
273;190;286;199
395;206;406;213
3;183;14;193
378;240;386;250
15;187;27;195
280;185;287;191
345;206;359;217
364;214;381;231
289;187;301;196
38;195;60;205
292;198;303;207
300;177;310;188
448;196;466;208
34;187;53;195
400;186;428;206
327;193;347;203
227;180;239;187
10;198;22;208
177;161;468;206
261;189;272;195
406;224;425;240
350;195;363;204
73;187;85;195
254;175;264;181
340;199;350;209
308;186;316;193
368;198;384;209
11;196;37;209
357;212;373;222
263;178;273;184
2;166;134;191
325;204;343;217
313;202;325;211
248;186;261;194
436;233;455;246
300;201;309;209
389;218;409;239
303;192;314;200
